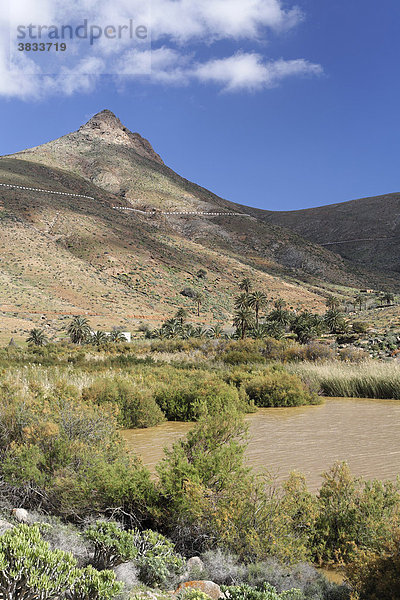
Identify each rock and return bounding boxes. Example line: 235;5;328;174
113;563;139;587
180;287;196;299
12;508;29;523
0;519;13;533
175;581;223;600
186;557;204;572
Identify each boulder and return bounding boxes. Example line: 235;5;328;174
0;519;13;533
175;581;222;600
12;508;29;523
180;288;196;299
186;557;204;573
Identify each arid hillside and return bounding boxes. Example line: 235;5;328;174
0;110;397;342
259;194;400;274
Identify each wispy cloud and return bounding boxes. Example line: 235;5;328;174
193;54;322;92
117;49;323;92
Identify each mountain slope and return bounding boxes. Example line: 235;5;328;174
0;110;398;342
258;194;400;274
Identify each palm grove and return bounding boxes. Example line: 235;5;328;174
24;277;396;347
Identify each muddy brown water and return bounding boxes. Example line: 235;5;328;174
122;398;400;491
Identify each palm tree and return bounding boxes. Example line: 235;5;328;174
382;292;395;306
326;295;340;310
207;324;224;339
274;298;286;310
91;331;108;346
109;330;127;343
175;308;188;326
234;293;250;311
248;291;268;326
193;292;203;317
160;320;182;339
291;311;323;344
239;278;252;294
192;326;207;338
324;309;347;334
67;316;91;344
26;328;48;347
354;293;365;312
251;324;268;339
269;302;292;327
261;321;285;340
233;308;255;339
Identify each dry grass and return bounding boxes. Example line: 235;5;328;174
290;360;400;399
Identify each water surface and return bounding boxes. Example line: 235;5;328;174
122;398;400;490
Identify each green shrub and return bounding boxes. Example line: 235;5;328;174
345;538;400;600
221;583;304;600
313;462;400;564
352;322;370;334
82;378;165;428
0;524;122;600
71;566;123;600
338;347;368;363
158;412;316;564
177;590;211;600
84;521;184;587
84;521;138;569
218;340;267;365
154;373;247;421
245;372;319;407
221;350;266;365
242;559;350;599
133;529;185;587
0;393;156;521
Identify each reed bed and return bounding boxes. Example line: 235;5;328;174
290;361;400;399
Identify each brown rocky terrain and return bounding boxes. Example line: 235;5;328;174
0;110;397;342
258;194;400;274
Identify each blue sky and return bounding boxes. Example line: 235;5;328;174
0;0;399;211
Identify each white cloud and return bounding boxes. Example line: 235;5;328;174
0;0;321;99
193;54;323;91
116;47;190;83
116;49;322;92
150;0;302;42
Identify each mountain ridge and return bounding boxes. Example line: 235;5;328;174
259;193;400;274
0;110;398;342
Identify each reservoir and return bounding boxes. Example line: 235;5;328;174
122;397;400;490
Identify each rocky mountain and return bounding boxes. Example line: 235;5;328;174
0;110;397;342
259;194;400;274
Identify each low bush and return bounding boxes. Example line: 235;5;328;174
219;340;266;365
82;378;165;428
200;549;245;585
245;372;319;407
177;590;211;600
84;521;184;587
158;412;317;564
345;536;400;600
221;583;304;600
222;350;266;365
244;560;350;599
313;462;400;564
0;393;157;521
154;373;249;421
352;322;370;334
338;347;368;364
133;528;185;587
0;524;122;600
84;521;138;569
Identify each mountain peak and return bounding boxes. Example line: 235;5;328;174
78;110;164;164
